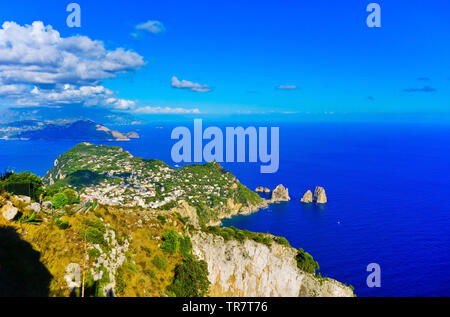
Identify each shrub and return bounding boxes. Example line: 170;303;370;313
84;227;106;245
152;255;168;271
157;214;166;224
273;236;290;247
63;188;78;204
161;230;180;254
166;257;210;297
54;218;70;230
52;192;68;209
295;248;320;275
87;248;101;259
179;236;193;258
159;201;177;210
177;213;187;225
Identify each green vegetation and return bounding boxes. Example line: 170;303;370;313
156;214;166;224
205;226;274;247
84;266;110;297
82;218;107;247
161;229;181;254
295;248;320;275
179;236;193;258
18;212;42;225
51;192;68;209
166;257;210;297
51;170;106;190
87;248;101;260
1;171;44;201
236;183;262;205
152;255;168;271
62;188;78;204
54;218;70;230
273;236;290;247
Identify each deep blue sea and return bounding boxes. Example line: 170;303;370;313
1;121;450;297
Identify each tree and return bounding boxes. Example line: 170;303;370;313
161;229;180;254
52;192;68;209
167;257;210;297
4;171;44;201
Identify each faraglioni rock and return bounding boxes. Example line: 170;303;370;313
255;186;271;193
271;184;290;202
313;186;327;204
300;190;313;203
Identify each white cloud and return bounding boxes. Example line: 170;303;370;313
11;84;136;110
171;76;211;93
0;21;144;86
133;106;200;114
134;20;166;35
0;21;144;109
276;85;297;90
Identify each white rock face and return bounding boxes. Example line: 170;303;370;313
65;263;81;290
27;202;41;213
1;205;18;221
14;195;31;204
301;190;313;203
313;186;327;204
271;184;290;202
191;232;353;297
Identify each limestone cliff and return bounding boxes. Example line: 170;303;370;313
191;231;354;297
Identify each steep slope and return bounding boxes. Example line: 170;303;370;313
192;231;353;297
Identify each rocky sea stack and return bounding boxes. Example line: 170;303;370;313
300;190;313;203
255;186;271;193
313;186;327;204
301;187;327;204
271;184;290;202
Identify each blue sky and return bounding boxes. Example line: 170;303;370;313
0;0;449;120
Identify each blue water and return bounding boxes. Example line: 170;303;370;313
1;121;450;297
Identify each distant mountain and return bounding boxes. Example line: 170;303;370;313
0;119;139;141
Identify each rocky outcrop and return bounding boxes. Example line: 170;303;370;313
176;200;200;227
300;190;313;203
64;263;81;290
13;195;31;204
255;187;271;193
1;205;18;221
26;202;41;213
191;232;353;297
313;186;327;204
271;184;290;202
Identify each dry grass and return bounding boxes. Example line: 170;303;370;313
0;195;188;297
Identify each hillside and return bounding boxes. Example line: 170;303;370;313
0;144;354;297
43;143;265;226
